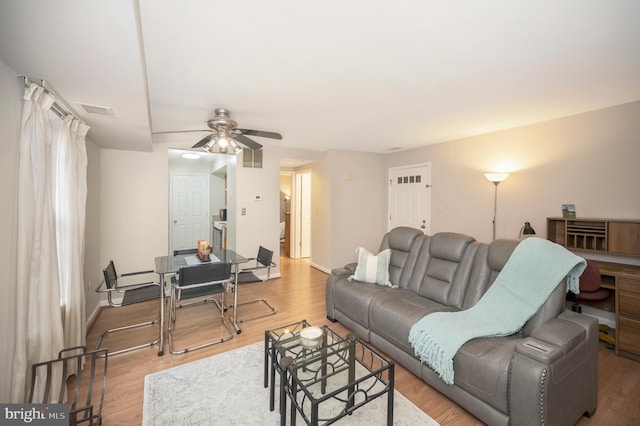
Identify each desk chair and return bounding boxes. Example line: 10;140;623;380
28;346;108;425
572;259;615;346
231;246;277;326
95;261;162;355
168;262;234;354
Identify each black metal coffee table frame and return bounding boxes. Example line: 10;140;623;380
274;327;394;425
264;320;346;412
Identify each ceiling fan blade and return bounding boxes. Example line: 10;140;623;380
192;134;214;148
152;130;209;135
235;128;283;140
234;133;263;150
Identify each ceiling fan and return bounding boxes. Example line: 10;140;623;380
158;108;282;154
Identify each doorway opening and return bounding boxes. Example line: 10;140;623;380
168;149;233;255
280;169;312;259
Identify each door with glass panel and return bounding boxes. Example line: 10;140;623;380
388;163;431;233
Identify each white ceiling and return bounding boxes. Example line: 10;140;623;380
1;0;639;154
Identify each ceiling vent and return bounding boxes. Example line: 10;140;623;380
78;103;115;118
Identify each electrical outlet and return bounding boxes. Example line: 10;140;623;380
241;207;246;215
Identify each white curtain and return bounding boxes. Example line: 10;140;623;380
55;116;89;351
12;84;65;402
11;83;90;403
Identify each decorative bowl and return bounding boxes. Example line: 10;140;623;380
299;326;323;349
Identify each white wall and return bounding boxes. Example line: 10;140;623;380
310;155;332;270
234;150;281;261
329;150;387;268
0;58;22;402
84;138;102;321
100;146;169;273
310;150;387;270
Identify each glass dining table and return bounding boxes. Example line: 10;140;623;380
154;249;248;356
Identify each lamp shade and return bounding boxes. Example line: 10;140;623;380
484;172;509;184
519;221;536;239
522;222;536;235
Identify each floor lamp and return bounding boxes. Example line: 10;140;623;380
485;173;509;240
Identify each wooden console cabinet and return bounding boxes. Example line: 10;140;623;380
548;217;640;360
596;261;640;361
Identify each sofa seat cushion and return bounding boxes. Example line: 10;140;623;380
369;289;456;354
447;335;520;414
333;280;391;328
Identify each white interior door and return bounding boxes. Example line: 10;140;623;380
170;173;210;253
388;163;431;233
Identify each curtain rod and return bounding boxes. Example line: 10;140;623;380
19;76;79;121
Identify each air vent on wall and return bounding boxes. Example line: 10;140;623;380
77;103;115;118
242;148;263;168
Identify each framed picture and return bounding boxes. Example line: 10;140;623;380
562;204;576;218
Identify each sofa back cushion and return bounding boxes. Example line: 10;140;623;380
462;239;519;309
464;238;567;336
521;279;566;336
406;232;478;309
379;227;425;288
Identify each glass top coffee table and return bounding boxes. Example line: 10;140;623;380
264;320;394;425
264;320;346;412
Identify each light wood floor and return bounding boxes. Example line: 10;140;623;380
85;257;640;425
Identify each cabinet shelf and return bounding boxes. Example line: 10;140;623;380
547;217;640;257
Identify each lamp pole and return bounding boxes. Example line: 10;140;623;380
491;181;499;241
484;172;509;241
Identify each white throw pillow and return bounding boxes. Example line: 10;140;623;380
348;247;393;286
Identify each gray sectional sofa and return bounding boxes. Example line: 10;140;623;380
326;227;598;426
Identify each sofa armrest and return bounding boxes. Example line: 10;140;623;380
510;311;598;425
330;265;353;277
516;338;563;364
326;263;357;321
516;313;589;364
344;262;357;274
329;262;356;276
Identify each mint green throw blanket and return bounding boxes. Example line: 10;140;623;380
408;238;586;385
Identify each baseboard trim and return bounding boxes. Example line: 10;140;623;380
86;301;108;334
310;262;330;274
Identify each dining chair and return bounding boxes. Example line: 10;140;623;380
95;260;162;355
231;245;277;325
168;262;234;354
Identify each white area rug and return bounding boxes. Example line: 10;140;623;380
143;342;439;425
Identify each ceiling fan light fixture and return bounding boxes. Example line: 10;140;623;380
216;128;230;149
203;138;217;153
188;108;282;153
229;139;242;154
